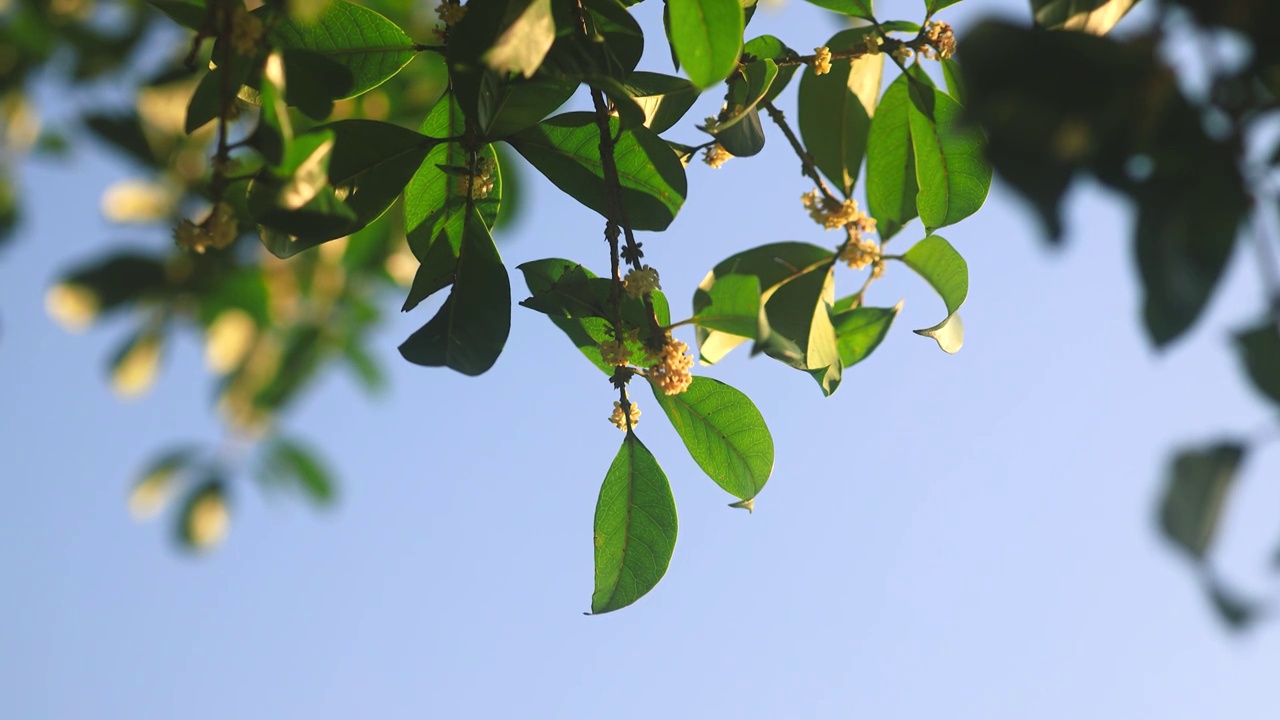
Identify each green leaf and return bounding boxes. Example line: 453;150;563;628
908;86;991;232
798;27;883;197
865;75;917;240
667;0;745;89
1135;178;1245;347
542;0;644;80
399;207;511;376
1159;443;1244;561
248;52;292;166
694;242;835;364
281;48;356;120
1235;321;1280;406
478;73;576;138
1031;0;1138;35
517;258;671;371
763;261;841;394
649;376;773;501
508;112;687;231
483;0;556;78
713;107;765;157
798;0;874;20
269;0;418;98
591;431;678;614
716;59;778;132
691;274;767;341
926;0;964;12
1205;577;1260;631
54;252;169;318
403;95;502;311
145;0;207;31
84;114;156;168
940;58;967;105
623;72;700;134
261;437;336;506
832;301;900;367
743;35;800;103
899;235;967;353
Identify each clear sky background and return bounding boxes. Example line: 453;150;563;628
4;0;1280;717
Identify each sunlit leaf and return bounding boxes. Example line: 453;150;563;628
176;479;230;552
763;261;841;394
691;273;767;342
1032;0;1139;35
798;0;873;20
907;86;991;232
667;0;744;89
591;431;678;614
900;235;967;353
743;35;800;103
832;301;900;367
649;376;773;501
483;0;556;78
865;75;917;240
269;0;418;98
623;72;700;134
799;27;883;197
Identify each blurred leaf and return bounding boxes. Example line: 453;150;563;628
907;86;991;232
649;375;773;501
109;325;165;398
667;0;744;89
54;253;169;317
399;207;511;376
1032;0;1138;35
865;75;917;240
269;0;417;98
591;431;678;614
1159;442;1244;561
832;301;900;367
1234;321;1280;406
281;48;356;120
261;437;336;506
343;343;385;393
695;242;835;364
176;479;230;552
799;27;883;197
508;112;687;231
84;114;156;168
145;0;208;30
483;0;556;78
128;446;199;520
1205;577;1261;630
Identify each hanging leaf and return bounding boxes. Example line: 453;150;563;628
926;0;964;12
1158;443;1245;561
591;431;678;614
666;0;744;89
831;301;900;367
743;35;800;103
763;262;841;395
899;235;967;353
268;0;419;98
691;273;768;342
797;0;873;20
399;207;511;376
259;437;336;506
694;242;834;364
714;107;766;157
1234;321;1280;406
508;112;687;231
865;75;917;240
649;376;773;501
907;86;991;232
798;27;884;197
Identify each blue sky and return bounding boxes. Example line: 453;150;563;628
4;0;1280;717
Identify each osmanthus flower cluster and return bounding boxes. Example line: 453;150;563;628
31;0;993;611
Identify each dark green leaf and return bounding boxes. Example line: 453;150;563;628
899;235;967;353
281;48;356;120
508;112;687;231
694;242;835;364
399;207;511;376
832;301;900;367
623;72;700;134
1205;577;1260;630
926;0;964;12
248;51;292;167
650;376;773;501
269;0;418;98
716;59;777;132
591;431;678;614
865;75;917;240
763;261;841;394
84;114;155;168
667;0;744;89
908;87;991;232
1159;443;1244;560
1234;321;1280;406
145;0;207;31
1031;0;1138;34
714;107;766;157
478;74;576;138
798;0;874;20
542;0;644;80
798;27;883;197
